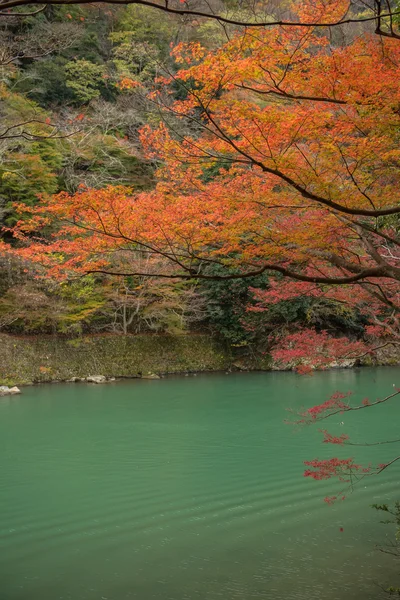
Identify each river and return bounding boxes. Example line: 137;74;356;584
0;368;399;599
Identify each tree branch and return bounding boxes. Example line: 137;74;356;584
235;84;347;105
0;0;399;33
85;264;388;284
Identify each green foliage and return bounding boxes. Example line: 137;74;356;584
377;213;400;234
0;272;106;335
109;7;176;90
17;57;75;106
111;40;160;87
262;297;367;335
0;82;55;124
200;158;232;183
200;264;269;344
55;278;106;334
114;5;172;50
30;139;64;172
65;59;108;104
0;153;58;226
170;76;202;101
0;85;64;224
306;299;367;334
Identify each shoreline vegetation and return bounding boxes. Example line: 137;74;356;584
2;333;399;388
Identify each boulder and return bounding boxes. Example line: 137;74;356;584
9;386;21;395
86;375;107;384
141;373;160;380
327;359;356;369
0;385;21;396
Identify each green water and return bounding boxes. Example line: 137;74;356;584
0;368;399;600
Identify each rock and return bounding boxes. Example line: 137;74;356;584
0;385;21;396
86;375;107;384
9;386;21;395
141;373;160;380
341;359;356;368
232;361;249;371
109;377;116;381
327;359;356;369
66;377;80;383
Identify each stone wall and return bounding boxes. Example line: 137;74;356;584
0;333;233;386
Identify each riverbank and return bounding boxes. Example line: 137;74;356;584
1;333;398;387
0;333;238;386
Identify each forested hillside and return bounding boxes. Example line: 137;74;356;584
0;5;237;338
1;0;399;372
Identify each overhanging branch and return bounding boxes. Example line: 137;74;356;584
86;264;388;284
0;0;399;33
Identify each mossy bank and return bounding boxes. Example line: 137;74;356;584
1;333;399;387
0;333;242;386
